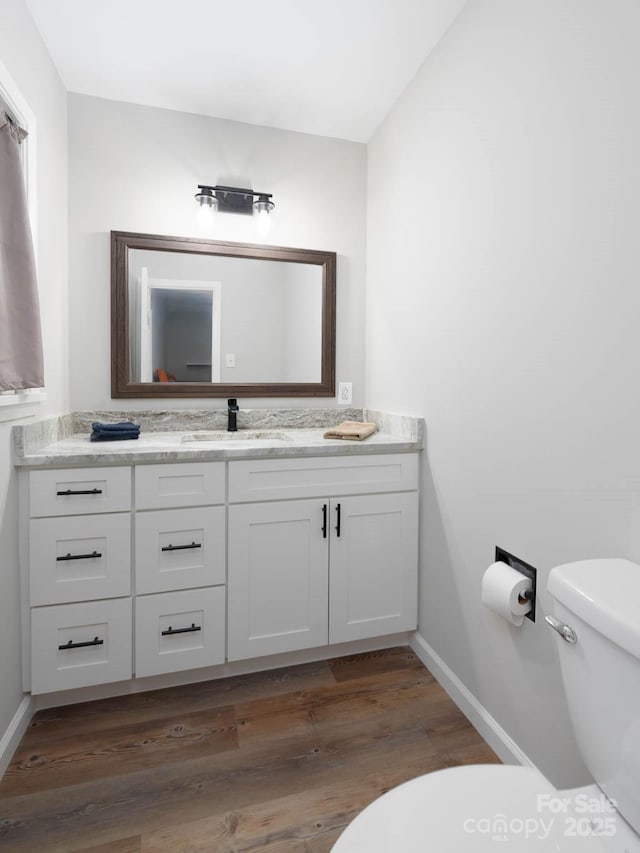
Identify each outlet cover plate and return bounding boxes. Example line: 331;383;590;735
338;382;353;405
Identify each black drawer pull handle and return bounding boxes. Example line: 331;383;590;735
56;488;103;496
161;541;202;552
56;550;102;562
161;623;202;636
335;503;341;537
58;636;104;650
321;503;328;539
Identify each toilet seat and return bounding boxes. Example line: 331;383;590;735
332;765;613;852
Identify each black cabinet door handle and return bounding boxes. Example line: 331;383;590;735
161;623;202;636
56;488;103;496
58;636;103;650
321;504;328;538
56;550;102;562
161;541;202;552
335;503;341;537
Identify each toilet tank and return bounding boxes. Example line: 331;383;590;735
548;559;640;835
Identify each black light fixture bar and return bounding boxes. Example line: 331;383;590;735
195;184;274;215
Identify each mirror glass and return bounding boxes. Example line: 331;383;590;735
111;232;336;398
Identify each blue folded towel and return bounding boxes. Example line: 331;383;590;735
92;421;140;432
90;421;140;442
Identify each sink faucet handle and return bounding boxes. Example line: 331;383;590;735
227;398;239;432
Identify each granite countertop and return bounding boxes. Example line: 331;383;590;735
14;409;424;468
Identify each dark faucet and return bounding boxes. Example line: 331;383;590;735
227;398;239;432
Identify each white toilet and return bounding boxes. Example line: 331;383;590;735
332;559;640;852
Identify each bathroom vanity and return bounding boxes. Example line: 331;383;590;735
14;410;422;702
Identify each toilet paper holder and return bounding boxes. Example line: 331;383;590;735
495;546;537;622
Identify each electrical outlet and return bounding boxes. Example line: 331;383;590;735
338;382;353;405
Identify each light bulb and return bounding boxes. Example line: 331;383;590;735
255;208;272;237
253;194;274;237
197;202;216;229
195;189;217;230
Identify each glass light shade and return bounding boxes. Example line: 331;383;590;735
195;189;218;210
253;195;275;215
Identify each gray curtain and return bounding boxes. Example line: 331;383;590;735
0;117;44;391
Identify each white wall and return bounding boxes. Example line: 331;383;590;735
367;0;640;788
68;94;366;410
0;0;68;740
283;263;322;382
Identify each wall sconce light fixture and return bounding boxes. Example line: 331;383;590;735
194;185;275;217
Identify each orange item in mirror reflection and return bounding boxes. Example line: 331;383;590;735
153;368;176;382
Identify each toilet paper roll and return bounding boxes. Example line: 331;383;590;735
481;561;532;626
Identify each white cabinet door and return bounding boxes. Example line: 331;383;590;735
228;500;328;661
329;493;418;644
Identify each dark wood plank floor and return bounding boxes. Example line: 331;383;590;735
0;647;499;852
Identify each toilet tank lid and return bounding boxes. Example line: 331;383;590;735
548;559;640;659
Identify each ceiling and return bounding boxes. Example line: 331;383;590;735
25;0;466;142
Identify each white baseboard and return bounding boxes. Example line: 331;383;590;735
410;631;535;768
0;695;33;780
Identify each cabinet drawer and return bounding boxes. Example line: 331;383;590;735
30;514;131;606
135;462;225;509
31;598;132;694
135;587;225;677
229;453;419;503
135;506;226;594
30;467;131;517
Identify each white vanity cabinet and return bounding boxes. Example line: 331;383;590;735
227;454;419;661
21;449;419;697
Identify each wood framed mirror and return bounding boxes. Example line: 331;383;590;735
111;231;336;398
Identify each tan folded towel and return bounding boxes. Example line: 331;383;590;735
323;421;377;441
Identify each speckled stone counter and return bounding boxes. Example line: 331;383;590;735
13;408;424;468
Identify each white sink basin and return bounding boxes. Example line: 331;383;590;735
181;430;293;443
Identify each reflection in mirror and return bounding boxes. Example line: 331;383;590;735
111;232;336;398
129;250;322;384
135;272;218;383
